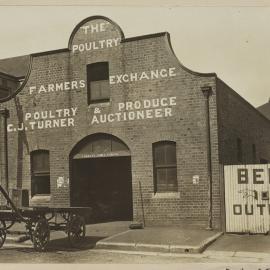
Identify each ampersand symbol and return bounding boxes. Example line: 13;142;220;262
94;108;101;114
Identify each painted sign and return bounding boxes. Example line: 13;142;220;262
72;21;121;53
90;97;177;125
224;165;270;233
72;38;120;53
29;80;85;94
109;67;176;84
7;107;77;132
57;176;69;188
28;68;176;95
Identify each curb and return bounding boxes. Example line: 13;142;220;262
96;232;223;254
203;250;270;259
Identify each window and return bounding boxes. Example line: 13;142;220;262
237;138;242;163
87;62;109;104
252;144;256;163
153;141;177;193
31;150;50;196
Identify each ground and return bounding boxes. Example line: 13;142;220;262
1;221;270;264
1;246;270;264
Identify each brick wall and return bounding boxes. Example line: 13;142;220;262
217;78;270;165
0;16;224;228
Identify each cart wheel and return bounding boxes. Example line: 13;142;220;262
32;217;50;252
0;221;6;248
67;215;86;248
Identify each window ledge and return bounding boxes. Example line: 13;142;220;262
151;192;180;199
88;100;111;107
30;194;51;204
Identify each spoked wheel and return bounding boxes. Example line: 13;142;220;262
26;220;35;242
32;217;50;252
0;220;6;248
67;215;86;248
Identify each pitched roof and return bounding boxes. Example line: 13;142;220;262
257;100;270;120
0;55;29;78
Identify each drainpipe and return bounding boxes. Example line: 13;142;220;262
0;108;9;196
201;86;213;230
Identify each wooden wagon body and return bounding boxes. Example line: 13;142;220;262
0;185;90;251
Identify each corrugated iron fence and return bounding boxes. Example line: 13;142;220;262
224;164;270;233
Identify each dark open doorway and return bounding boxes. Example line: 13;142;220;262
71;156;133;223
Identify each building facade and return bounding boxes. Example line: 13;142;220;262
0;16;270;229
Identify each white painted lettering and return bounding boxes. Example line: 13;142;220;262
108;114;114;122
118;103;125;111
60;118;67;127
130;73;138;82
109;76;116;84
160;69;168;78
155;109;163;118
71;107;77;116
80;25;90;34
79;80;85;88
25;113;31;121
7;124;14;132
68;118;74;126
160;98;168;106
91;115;99;124
146;110;153;119
29;86;36;95
48;84;55;92
71;81;78;89
38;85;46;93
169;67;176;77
56;83;64;91
106;39;113;47
170;96;177;106
164;108;172;117
72;45;78;53
139;72;149;80
122;74;129;83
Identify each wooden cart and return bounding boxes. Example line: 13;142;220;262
0;185;91;251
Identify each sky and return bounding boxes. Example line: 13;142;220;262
0;4;269;107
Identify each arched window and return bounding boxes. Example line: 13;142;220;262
31;150;50;196
153;141;177;193
87;62;110;104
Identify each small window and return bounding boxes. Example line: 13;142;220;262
87;62;109;104
153;141;177;193
252;144;256;163
237;138;242;163
31;150;50;196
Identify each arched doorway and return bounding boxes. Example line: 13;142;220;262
70;133;133;223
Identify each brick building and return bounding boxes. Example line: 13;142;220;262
0;16;270;229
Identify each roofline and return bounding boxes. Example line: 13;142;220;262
165;32;217;78
31;48;69;57
0;70;20;80
217;77;270;125
122;32;167;43
122;31;217;78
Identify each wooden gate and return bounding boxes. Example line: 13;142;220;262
224;164;270;233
